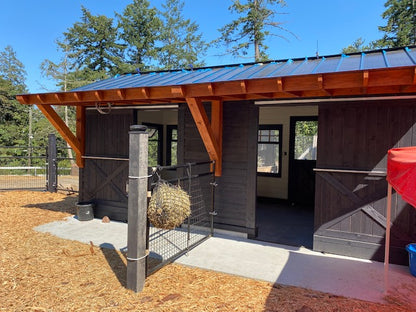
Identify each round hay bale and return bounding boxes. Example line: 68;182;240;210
148;183;191;229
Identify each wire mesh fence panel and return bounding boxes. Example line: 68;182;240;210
146;162;215;275
0;146;47;191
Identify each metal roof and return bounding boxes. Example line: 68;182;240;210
73;47;416;92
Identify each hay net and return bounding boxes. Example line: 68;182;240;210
148;182;191;230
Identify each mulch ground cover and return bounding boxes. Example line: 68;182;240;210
0;191;413;311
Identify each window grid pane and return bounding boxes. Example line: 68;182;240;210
257;125;282;176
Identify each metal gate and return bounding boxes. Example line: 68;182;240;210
146;161;216;275
0;136;78;192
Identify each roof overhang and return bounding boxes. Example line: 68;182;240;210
16;67;416;107
15;48;416;176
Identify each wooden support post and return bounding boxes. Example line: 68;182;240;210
47;134;57;193
127;125;148;293
211;100;223;176
76;106;86;168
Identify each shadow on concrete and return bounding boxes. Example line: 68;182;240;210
263;249;416;310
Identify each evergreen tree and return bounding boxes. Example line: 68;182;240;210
374;0;416;48
60;6;125;76
158;0;207;70
41;41;74;91
0;45;27;93
0;46;29;146
342;38;375;54
215;0;293;62
117;0;162;72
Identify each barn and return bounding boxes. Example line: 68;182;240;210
17;46;416;265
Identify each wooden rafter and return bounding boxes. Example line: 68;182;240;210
362;71;369;94
171;86;185;97
186;97;222;176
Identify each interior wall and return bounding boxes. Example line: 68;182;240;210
257;105;318;199
136;109;178;165
136;109;178;125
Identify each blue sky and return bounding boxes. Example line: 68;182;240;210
0;0;386;93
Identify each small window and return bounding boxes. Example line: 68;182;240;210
144;123;163;166
257;125;282;177
294;120;318;160
166;125;177;166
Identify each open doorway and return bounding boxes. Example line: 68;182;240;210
255;106;317;248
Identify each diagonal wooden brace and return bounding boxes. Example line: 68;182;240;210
37;104;83;167
186;97;222;176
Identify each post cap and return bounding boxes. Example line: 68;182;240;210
130;125;148;133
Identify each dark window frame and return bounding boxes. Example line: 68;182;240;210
257;124;283;177
166;125;178;166
143;123;163;166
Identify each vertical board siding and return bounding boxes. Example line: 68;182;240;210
315;100;416;264
180;101;258;235
80;109;134;221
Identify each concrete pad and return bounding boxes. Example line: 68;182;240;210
176;235;416;304
35;216;128;250
34;216;416;304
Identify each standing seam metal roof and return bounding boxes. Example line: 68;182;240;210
73;47;416;92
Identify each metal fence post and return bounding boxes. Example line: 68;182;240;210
47;134;57;192
127;125;148;293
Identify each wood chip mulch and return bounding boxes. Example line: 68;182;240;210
0;191;413;312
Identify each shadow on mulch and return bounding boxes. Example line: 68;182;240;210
23;195;78;214
100;243;127;288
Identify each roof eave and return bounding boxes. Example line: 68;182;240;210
16;66;416;106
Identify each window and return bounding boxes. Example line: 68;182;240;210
166;125;178;166
144;123;163;166
257;125;282;177
294;120;318;160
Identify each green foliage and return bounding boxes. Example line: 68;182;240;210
117;0;162;72
30;106;74;148
59;6;125;76
294;121;318;160
343;0;416;52
374;0;416;48
0;46;27;93
157;0;207;70
215;0;293;62
42;0;207;90
0;47;29;147
342;38;376;54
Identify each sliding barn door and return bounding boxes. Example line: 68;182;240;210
79;109;135;221
314;101;416;264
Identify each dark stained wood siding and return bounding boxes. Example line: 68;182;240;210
179;101;258;235
79;109;135;221
315;100;416;264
